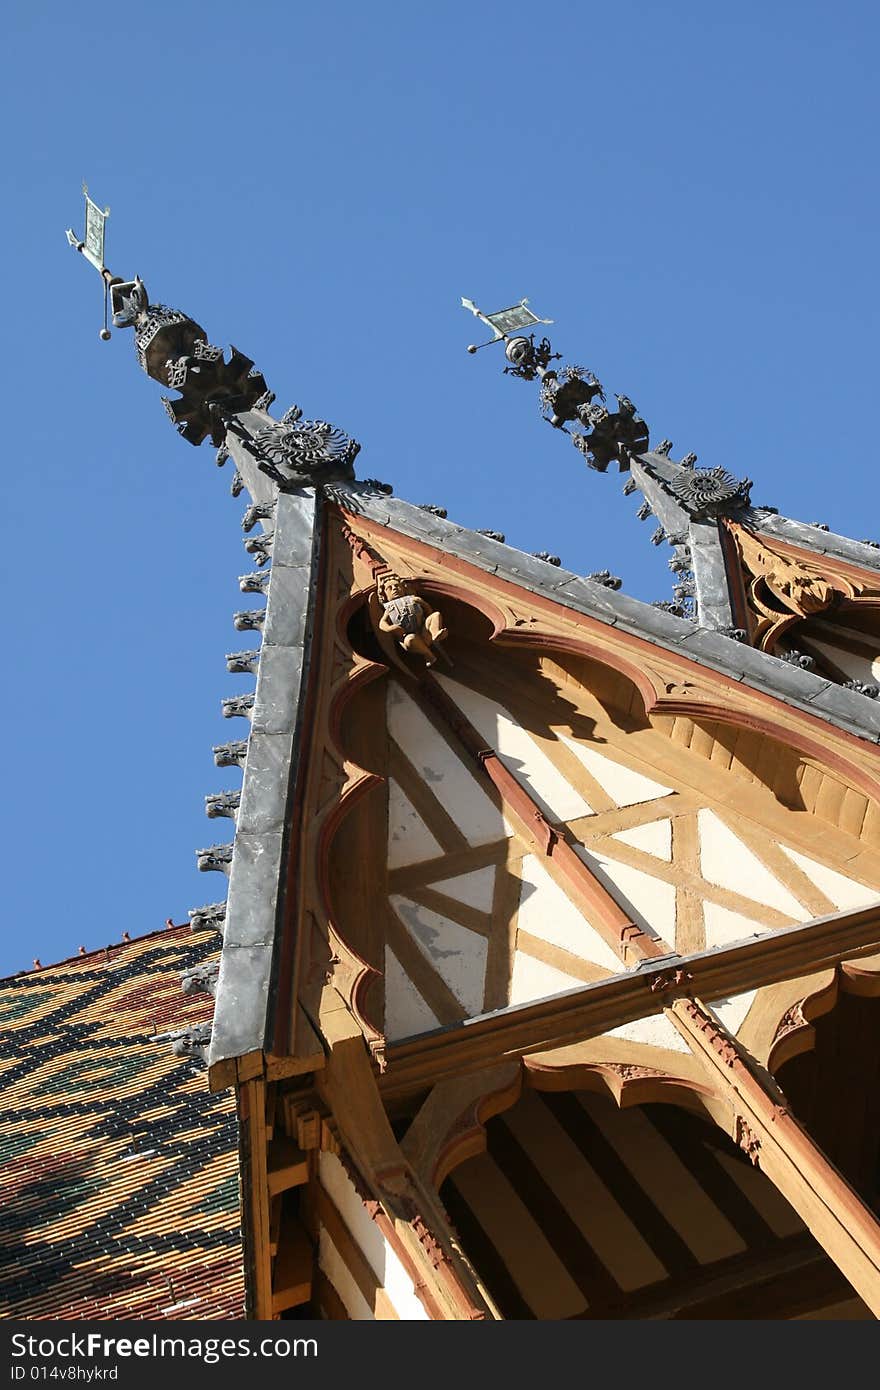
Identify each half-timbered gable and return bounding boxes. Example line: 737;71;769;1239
63;251;880;1320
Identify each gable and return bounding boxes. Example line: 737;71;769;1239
284;503;880;1077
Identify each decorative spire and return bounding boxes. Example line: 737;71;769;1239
66;187;360;491
461;296;649;472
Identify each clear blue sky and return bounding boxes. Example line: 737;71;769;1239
3;2;878;975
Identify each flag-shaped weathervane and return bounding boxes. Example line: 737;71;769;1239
460;297;552;353
66;183;113;339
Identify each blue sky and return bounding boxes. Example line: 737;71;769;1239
3;2;878;975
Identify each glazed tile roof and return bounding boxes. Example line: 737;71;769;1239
0;926;245;1320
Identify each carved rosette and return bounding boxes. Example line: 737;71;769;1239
252;412;360;480
667;466;752;517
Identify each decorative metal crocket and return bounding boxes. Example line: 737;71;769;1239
461;297;649;473
109;275;272;446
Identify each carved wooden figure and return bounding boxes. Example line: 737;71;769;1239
376;572;449;668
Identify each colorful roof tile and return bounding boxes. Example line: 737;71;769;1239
0;926;245;1320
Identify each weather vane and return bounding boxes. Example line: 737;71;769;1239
461;294;649;472
65;183;114;340
460;297;553;354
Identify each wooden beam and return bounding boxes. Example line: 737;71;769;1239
570;1236;857;1321
671;996;880;1316
269;1197;281;1258
267;1138;309;1197
271;1210;313;1315
381;904;880;1098
240;1077;273;1320
317;1185;399;1319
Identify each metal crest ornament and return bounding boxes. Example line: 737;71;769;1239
67;189;366;484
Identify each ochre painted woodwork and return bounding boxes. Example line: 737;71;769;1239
669;996;880;1315
725;521;880;674
257;502;880;1320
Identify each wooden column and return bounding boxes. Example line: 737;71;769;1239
671;996;880;1316
239;1075;274;1320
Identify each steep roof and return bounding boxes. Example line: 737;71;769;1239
0;926;244;1319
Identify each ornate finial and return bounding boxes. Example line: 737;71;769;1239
68;188;365;492
66;185;272;445
462;298;649;473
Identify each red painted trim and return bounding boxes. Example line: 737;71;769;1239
344;511;880;804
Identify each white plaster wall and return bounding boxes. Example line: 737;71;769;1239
509;951;587;1006
698;811;811;921
605;1014;691;1054
557;736;673;807
318;1228;374;1320
610;818;673;860
390;896;487;1016
384;947;441;1041
709;991;756;1037
387;683;510;845
517;854;623;972
800;634;879;686
433;865;496;911
573;845;674;943
436;675;593;823
703;902;768;949
388;779;443;869
778;844;880;910
319;1152;429;1320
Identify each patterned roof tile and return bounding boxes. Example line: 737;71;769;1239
0;926;245;1320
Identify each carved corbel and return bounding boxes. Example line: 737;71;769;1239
370;571;451;670
221;693;255;720
180;961;220;997
400;1063;523;1189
